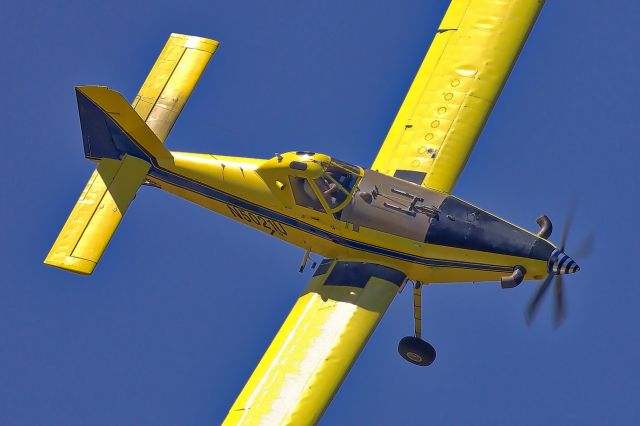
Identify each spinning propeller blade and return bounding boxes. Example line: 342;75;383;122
525;274;553;325
553;275;565;328
525;206;589;328
573;233;595;259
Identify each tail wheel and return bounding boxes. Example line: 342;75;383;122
398;336;436;366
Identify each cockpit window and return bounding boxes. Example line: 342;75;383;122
287;158;360;214
315;175;346;209
289;176;325;213
323;161;358;192
330;158;361;176
313;161;360;210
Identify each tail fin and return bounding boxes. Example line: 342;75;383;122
76;86;172;162
45;86;170;275
45;30;216;275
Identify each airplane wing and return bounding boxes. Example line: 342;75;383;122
371;0;544;193
131;33;218;142
223;259;406;425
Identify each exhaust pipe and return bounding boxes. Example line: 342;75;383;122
536;215;553;239
501;266;526;289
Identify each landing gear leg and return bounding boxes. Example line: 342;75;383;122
398;282;437;366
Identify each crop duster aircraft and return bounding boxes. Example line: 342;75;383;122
44;0;582;424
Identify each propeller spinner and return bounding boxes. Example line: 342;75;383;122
525;209;592;328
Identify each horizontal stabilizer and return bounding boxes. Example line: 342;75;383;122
44;155;150;275
132;33;218;142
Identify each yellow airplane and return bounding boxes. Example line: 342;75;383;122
44;0;581;424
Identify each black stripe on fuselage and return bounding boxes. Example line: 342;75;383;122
146;166;513;273
82;107;514;274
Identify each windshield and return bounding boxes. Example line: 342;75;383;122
329;159;360;181
314;160;360;210
326;161;359;190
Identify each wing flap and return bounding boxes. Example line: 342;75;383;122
372;0;544;193
224;260;405;425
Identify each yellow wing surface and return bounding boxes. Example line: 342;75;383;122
44;155;150;274
224;260;405;425
44;86;171;274
371;0;544;193
45;32;216;274
132;33;218;142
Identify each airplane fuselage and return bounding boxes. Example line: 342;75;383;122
146;150;554;285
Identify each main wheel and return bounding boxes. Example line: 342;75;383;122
398;336;436;366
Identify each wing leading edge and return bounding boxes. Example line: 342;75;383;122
223;260;406;425
372;0;544;193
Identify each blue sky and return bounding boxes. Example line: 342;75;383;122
2;0;639;424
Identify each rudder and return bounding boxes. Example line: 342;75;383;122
76;86;172;162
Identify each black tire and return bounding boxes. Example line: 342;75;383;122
398;336;436;366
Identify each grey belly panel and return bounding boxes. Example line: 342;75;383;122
340;170;446;241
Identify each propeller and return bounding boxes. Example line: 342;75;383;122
525;206;593;328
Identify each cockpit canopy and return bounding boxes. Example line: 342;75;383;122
291;158;360;211
257;151;362;213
